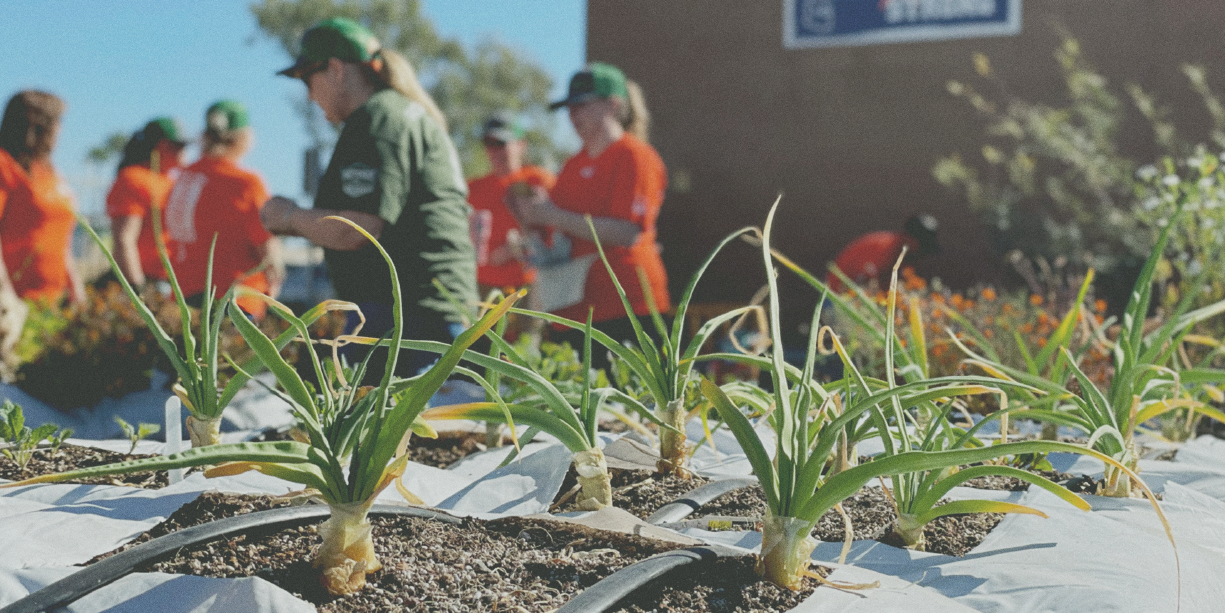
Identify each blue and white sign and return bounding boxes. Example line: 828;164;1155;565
784;0;1021;49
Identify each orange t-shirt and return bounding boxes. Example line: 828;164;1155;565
164;156;272;315
106;165;174;280
0;150;77;302
826;231;918;293
468;165;555;289
549;134;670;323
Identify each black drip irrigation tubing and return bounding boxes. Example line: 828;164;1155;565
555;544;743;613
0;503;460;613
645;477;757;525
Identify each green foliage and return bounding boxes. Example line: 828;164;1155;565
85;132;130;166
249;0;564;175
113;416;161;455
0;401;70;471
13;283;162;410
933;34;1225;307
1134;148;1225;314
962;204;1225;495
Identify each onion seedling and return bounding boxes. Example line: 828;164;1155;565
417;313;668;510
3;219;518;596
506;219;763;476
700;201;1163;590
77;216;315;447
958;204;1225;496
824;259;1092;551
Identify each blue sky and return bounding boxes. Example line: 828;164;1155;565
2;1;585;216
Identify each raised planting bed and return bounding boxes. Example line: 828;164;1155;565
54;495;686;612
0;442;170;488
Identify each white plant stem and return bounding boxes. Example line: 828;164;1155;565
656;398;691;477
574;447;612;510
316;499;380;596
185;414;222;448
895;512;927;550
758;512;817;591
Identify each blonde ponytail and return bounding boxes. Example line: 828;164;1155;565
622;79;650;143
364;48;449;133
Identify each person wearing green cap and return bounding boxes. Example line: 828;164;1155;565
508;62;670;369
164;100;284;318
104;117;188;289
262;17;477;380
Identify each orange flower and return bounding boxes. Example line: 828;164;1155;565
1095;299;1107;313
1038;338;1048;347
931;293;946;304
981;287;997;301
1029;294;1043;306
984;329;995;339
951;294;966;310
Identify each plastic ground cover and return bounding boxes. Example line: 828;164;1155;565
11;398;1225;611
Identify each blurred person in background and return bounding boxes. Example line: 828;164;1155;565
0;90;85;357
468;111;555;339
509;62;669;368
826;213;939;293
104;117;188;289
165;100;283;317
262;18;476;379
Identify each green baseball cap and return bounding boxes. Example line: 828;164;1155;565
277;17;382;78
206;100;249;133
481;112;525;144
549;62;628;110
144;117;187;145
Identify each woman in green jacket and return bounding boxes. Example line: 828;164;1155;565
262;17;477;380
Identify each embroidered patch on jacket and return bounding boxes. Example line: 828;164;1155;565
341;163;378;198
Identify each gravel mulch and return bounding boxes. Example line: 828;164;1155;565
608;556;824;613
553;467;710;518
0;443;169;488
103;491;682;612
696;485;1003;557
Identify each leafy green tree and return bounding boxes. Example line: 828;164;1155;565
86;132;130;167
250;0;564;177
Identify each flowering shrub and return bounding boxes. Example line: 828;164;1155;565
11;282;324;411
833;267;1113;405
13;283;167;410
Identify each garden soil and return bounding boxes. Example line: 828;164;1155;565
0;443;169;488
110;493;678;612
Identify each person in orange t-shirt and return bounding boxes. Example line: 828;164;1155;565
826;214;939;293
0;91;85;309
468;113;556;294
165;100;283;317
512;63;669;366
105;117;188;288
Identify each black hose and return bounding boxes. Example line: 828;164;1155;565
645;477;757;524
0;503;460;613
555;544;743;613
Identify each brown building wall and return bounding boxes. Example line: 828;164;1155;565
587;0;1225;325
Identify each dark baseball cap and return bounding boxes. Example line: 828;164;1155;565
143;117;187;146
481;112;524;143
277;17;382;78
549;62;628;110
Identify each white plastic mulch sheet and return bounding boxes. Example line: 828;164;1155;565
0;370;296;442
0;428;576;612
682;435;1225;612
